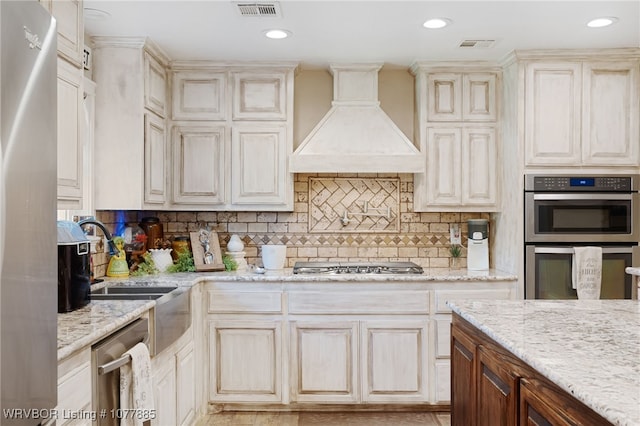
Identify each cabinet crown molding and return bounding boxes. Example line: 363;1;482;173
90;36;170;65
170;60;298;73
410;61;501;75
501;47;640;66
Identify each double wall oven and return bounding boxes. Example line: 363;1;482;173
524;174;639;299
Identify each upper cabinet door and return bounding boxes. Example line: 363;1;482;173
426;127;462;205
144;52;167;117
462;127;497;206
47;0;84;67
524;62;582;166
582;61;640;166
463;73;497;121
172;125;226;205
231;124;289;206
232;72;287;120
144;112;167;205
57;58;83;208
172;71;227;121
427;73;463;121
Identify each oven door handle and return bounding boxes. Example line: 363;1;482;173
532;193;634;201
533;247;636;254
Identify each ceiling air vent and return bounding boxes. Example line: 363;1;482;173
235;2;282;17
459;39;497;48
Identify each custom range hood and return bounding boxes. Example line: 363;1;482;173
290;64;423;173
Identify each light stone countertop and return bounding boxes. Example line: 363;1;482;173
57;299;154;360
95;267;517;285
449;300;640;426
58;268;517;360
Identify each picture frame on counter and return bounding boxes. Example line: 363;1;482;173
190;230;225;272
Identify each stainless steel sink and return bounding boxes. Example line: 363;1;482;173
90;285;191;355
91;286;178;300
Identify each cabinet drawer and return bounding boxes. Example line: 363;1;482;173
434;289;512;313
208;290;282;313
288;291;429;314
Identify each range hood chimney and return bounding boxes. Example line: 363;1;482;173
290;64;423;173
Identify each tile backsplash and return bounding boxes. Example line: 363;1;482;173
92;174;489;278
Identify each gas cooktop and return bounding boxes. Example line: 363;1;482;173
292;261;424;275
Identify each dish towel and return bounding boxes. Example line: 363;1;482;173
572;247;602;300
120;342;154;426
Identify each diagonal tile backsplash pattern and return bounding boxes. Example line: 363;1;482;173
93;174;490;277
309;177;400;233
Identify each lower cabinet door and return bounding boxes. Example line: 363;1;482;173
176;341;196;426
360;320;429;403
451;323;478;426
477;346;518;426
152;357;177;426
289;320;359;403
208;320;282;403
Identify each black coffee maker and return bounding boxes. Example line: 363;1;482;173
57;221;91;313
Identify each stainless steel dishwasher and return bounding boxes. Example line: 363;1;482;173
92;318;150;426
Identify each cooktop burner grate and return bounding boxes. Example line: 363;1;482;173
292;261;423;275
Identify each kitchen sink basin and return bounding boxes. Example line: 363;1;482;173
90;286;178;300
90;285;191;355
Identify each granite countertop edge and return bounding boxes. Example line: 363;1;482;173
57;268;517;361
449;300;640;426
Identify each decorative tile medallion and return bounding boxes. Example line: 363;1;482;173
308;177;400;233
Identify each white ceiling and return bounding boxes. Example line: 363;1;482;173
83;1;640;68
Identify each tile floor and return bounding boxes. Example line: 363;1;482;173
197;411;451;426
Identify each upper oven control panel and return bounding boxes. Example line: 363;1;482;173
524;175;639;192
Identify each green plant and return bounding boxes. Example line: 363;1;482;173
167;250;196;273
449;244;462;258
222;255;238;271
131;252;159;276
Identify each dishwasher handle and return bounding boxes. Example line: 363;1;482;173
97;334;150;375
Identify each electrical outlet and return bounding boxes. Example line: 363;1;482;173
450;224;461;245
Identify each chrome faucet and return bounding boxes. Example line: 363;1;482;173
77;218;118;255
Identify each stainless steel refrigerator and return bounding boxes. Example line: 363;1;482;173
0;1;58;425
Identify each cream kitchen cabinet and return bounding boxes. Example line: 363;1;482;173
57;57;84;209
172;125;226;206
287;289;431;404
524;58;640;167
172;71;227;121
56;347;92;426
415;126;497;210
206;286;284;404
151;326;196;426
426;72;497;122
413;65;500;212
289;320;359;403
92;37;169;210
231;123;290;207
289;319;429;404
361;320;429;403
144;112;167;205
232;71;288;120
168;64;296;211
40;0;84;68
208;320;283;403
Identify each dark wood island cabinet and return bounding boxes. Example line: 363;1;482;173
451;313;611;426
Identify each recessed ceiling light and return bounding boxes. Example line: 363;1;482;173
84;8;111;21
264;29;291;39
423;18;451;29
587;17;618;28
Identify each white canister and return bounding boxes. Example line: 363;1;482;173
261;244;287;270
149;248;173;272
